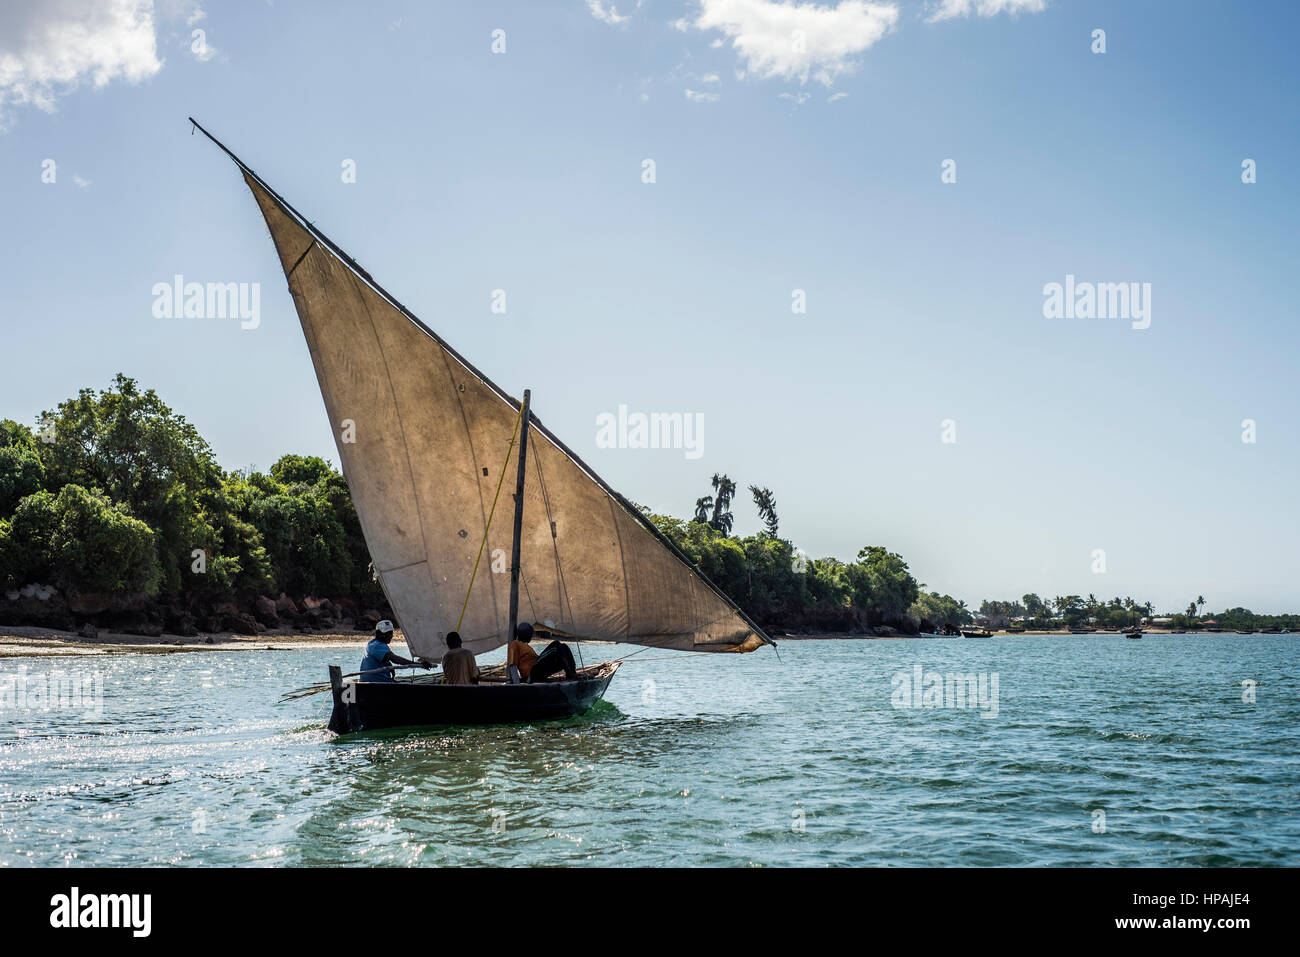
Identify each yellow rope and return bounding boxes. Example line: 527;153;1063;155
456;405;525;632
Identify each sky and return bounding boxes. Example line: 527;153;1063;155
1;0;1297;614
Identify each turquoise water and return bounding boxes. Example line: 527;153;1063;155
0;635;1295;866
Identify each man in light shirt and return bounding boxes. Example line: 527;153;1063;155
440;631;479;685
359;619;422;682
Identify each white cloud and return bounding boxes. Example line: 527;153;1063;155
685;0;899;86
701;72;720;83
685;87;720;102
827;91;848;102
72;174;90;188
926;0;1045;23
0;0;210;129
588;0;629;24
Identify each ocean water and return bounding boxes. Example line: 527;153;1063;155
0;635;1294;867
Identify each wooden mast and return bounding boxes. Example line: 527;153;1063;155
508;389;532;648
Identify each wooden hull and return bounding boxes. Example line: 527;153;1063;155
327;661;619;734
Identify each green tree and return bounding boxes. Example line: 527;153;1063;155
910;591;972;629
0;419;45;516
1022;593;1047;618
35;375;223;593
270;454;335;487
233;455;381;600
247;485;350;596
1057;595;1088;627
749;485;779;537
709;473;736;534
851;545;919;622
0;485;159;594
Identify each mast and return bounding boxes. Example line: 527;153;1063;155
508;388;532;642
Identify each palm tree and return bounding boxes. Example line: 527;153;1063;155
1196;595;1206;615
749;485;778;536
692;496;713;524
709;473;736;535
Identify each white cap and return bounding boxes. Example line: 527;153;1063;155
375;619;395;634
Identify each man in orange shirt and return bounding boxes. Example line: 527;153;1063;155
507;622;577;683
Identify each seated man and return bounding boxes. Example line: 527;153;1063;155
359;619;422;682
507;622;578;684
440;631;479;685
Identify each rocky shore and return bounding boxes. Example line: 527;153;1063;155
0;623;404;659
1;583;392;643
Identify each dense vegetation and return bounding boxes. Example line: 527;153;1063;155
973;594;1298;633
0;377;1291;637
0;376;385;635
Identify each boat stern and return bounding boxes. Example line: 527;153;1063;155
327;664;362;734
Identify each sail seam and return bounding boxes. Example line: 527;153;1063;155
274;232;402;623
532;446;576;630
380;558;428;574
287;240;316;277
438;347;503;640
606;498;634;642
344;266;440;618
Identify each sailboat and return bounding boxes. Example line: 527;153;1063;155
191;119;775;733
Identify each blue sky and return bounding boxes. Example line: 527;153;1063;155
1;0;1297;613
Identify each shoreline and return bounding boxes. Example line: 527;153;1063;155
778;627;1281;639
0;624;385;659
1;625;1286;659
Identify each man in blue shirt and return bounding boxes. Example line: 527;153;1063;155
359;620;423;682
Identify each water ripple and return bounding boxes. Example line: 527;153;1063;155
0;637;1296;865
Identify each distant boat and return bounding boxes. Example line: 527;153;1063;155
961;629;994;638
1126;631;1143;640
192;119;775;734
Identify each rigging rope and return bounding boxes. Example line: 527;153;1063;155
456;404;525;633
533;451;582;669
519;562;538;626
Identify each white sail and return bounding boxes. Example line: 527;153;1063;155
238;170;772;661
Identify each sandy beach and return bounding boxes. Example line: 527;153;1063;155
0;624;397;659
